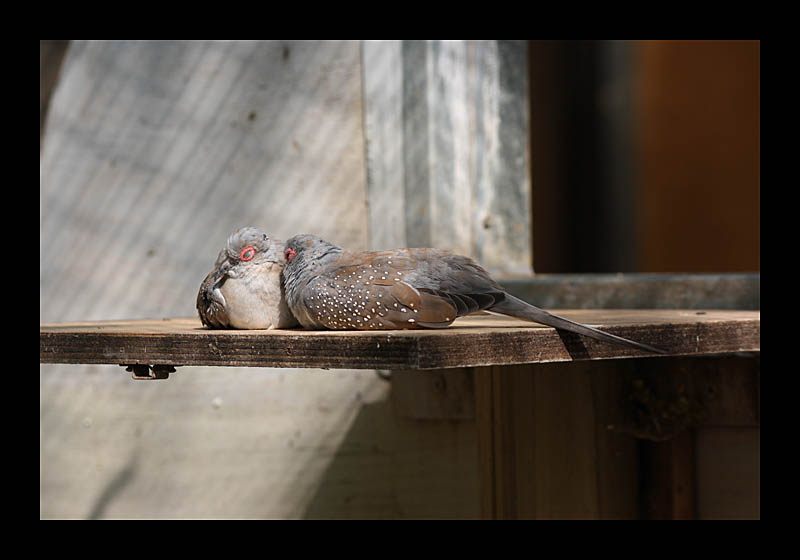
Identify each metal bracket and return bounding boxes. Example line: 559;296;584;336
121;364;177;380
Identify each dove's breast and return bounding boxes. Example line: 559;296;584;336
220;263;297;329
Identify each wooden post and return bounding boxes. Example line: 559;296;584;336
475;361;640;519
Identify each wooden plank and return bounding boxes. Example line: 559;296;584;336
640;431;697;519
640;426;761;520
610;355;760;519
474;367;496;519
632;356;760;519
40;310;760;370
696;427;760;519
475;355;760;519
475;361;640;519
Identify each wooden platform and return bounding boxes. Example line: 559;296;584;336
40;309;760;518
40;309;760;370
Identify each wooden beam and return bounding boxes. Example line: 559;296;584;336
41;310;759;370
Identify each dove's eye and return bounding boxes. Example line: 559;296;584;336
239;246;256;261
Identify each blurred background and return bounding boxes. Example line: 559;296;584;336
528;40;759;273
40;40;759;519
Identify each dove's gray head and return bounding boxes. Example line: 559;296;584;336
282;234;344;304
220;227;283;276
197;227;297;329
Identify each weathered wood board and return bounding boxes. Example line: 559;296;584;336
41;310;760;370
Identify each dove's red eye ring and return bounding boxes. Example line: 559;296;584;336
239;246;256;261
285;248;297;263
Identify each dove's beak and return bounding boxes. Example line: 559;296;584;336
205;259;232;309
214;259;232;282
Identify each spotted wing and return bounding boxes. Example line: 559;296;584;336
302;250;508;330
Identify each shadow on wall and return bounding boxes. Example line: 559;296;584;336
298;393;479;519
87;449;139;519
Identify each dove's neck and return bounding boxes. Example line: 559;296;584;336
283;244;343;305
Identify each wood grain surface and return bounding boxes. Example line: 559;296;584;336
41;310;760;370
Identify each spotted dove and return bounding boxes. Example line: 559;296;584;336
282;234;665;353
197;227;298;329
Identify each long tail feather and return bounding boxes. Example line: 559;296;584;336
490;294;667;354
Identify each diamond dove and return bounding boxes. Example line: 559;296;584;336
281;234;665;353
197;227;298;329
